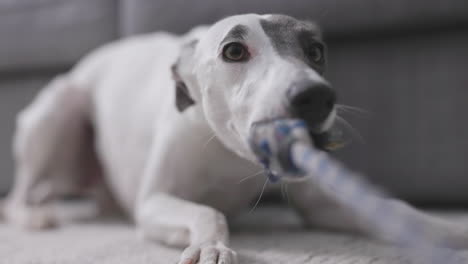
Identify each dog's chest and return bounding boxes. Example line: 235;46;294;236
196;134;276;216
192;143;266;216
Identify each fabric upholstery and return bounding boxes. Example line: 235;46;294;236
0;0;117;72
328;30;468;203
120;0;468;36
0;0;467;203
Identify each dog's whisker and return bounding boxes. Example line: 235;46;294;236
336;104;368;113
336;108;370;119
238;170;264;184
249;178;268;213
336;104;371;117
202;133;217;151
336;115;365;143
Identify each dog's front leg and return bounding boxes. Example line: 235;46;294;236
137;193;236;264
134;121;237;264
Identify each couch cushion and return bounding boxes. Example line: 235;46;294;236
327;30;468;204
0;0;117;72
120;0;468;37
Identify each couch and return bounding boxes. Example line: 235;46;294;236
1;0;468;203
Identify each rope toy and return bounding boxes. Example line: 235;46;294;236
249;118;463;264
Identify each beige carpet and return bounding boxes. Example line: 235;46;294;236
1;205;468;264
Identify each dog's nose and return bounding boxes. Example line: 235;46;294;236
289;82;336;126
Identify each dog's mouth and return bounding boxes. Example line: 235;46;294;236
309;129;345;151
307;112;346;151
303;109;345;151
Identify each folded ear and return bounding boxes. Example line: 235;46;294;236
171;40;198;112
171;64;195;112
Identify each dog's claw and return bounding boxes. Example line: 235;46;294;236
179;242;237;264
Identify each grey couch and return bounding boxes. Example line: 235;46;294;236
1;0;467;205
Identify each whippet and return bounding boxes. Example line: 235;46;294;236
3;14;468;264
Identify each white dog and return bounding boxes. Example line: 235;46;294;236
3;14;468;264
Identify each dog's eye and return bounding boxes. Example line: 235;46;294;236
307;44;324;63
222;42;249;62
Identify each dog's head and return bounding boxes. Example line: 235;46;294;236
172;14;337;161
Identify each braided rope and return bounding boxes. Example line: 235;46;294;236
249;118;463;264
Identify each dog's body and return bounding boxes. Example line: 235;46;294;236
4;14;468;264
66;29;262;215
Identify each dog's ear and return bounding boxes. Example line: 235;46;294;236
171;40;198;112
171;63;195;112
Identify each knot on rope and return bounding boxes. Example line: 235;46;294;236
249;119;312;182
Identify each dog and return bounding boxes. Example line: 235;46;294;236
3;14;468;264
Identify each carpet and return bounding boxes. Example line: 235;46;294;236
1;205;467;264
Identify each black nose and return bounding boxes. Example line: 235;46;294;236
289;83;336;126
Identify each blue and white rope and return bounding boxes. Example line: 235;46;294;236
249;118;463;264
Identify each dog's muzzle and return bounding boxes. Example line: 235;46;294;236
287;80;337;150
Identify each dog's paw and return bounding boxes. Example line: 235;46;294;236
4;202;57;230
178;241;238;264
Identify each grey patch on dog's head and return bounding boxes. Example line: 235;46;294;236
260;15;325;73
221;24;249;44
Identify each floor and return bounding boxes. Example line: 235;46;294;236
1;205;468;264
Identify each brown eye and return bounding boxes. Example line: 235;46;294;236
308;44;324;63
222;42;249;62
